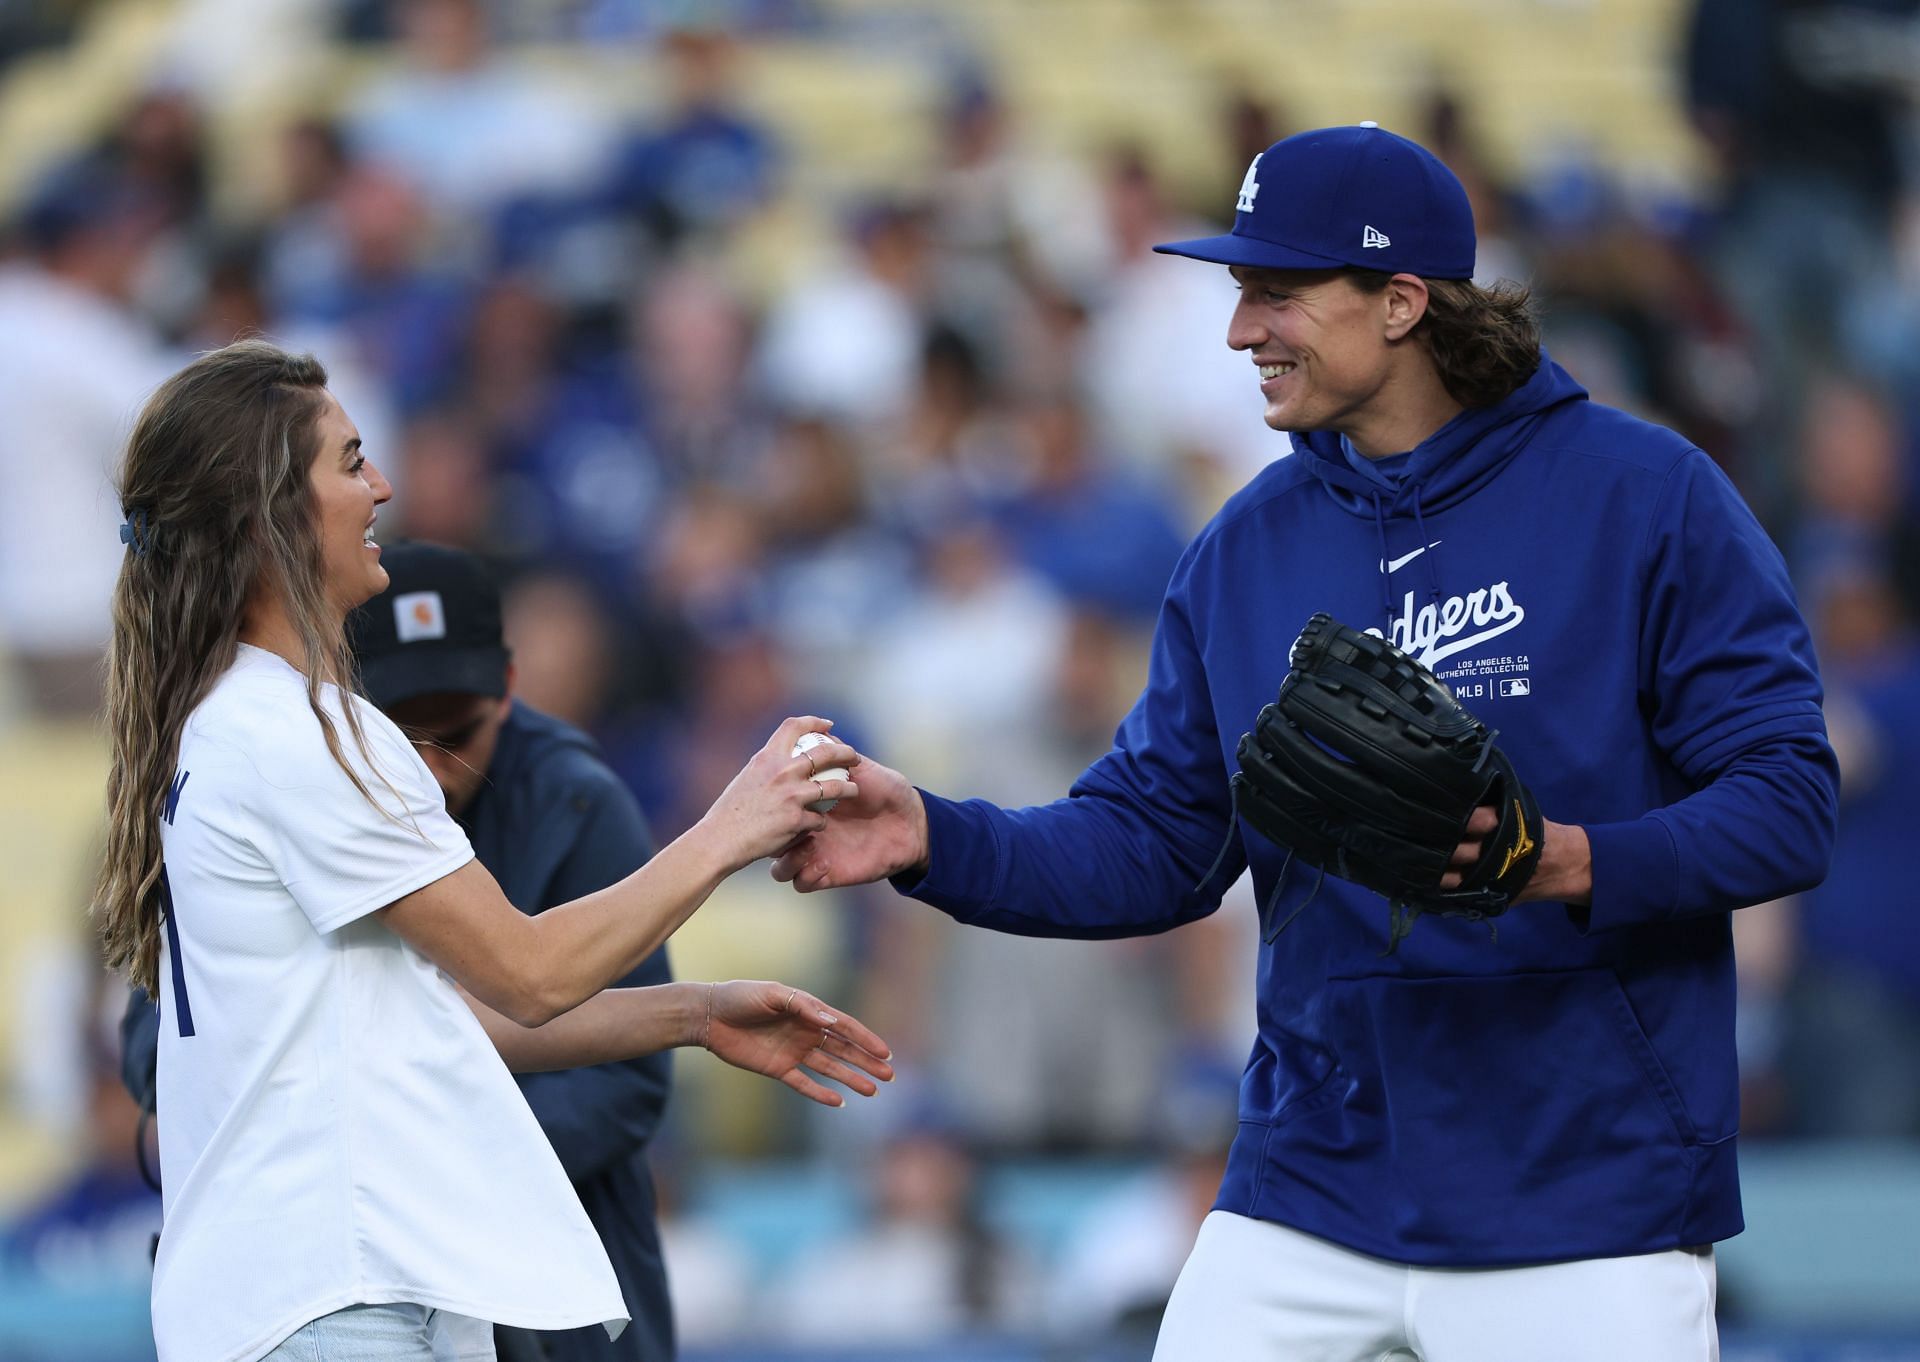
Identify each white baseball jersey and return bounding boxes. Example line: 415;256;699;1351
151;643;627;1362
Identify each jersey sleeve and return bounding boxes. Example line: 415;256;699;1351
242;693;474;934
1581;449;1838;929
895;541;1239;938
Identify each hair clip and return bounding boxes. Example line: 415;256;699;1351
120;507;151;557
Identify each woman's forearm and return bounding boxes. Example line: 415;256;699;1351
386;720;856;1027
464;980;711;1073
387;825;735;1028
522;826;734;1019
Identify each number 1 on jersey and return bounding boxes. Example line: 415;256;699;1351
158;767;195;1037
159;865;196;1038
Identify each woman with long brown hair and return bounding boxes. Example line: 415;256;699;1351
96;340;892;1362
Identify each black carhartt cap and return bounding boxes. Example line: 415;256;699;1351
349;541;509;708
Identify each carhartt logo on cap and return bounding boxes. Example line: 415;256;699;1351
394;591;447;643
1236;154;1262;215
1363;225;1391;250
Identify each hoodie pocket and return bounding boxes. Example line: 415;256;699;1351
1318;969;1696;1254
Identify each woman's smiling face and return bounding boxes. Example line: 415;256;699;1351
308;391;392;615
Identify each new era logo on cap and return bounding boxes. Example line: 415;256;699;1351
1363;225;1391;249
394;590;447;643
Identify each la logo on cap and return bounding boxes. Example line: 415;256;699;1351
394;590;447;643
1236;154;1262;214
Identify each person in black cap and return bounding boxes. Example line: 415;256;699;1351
351;541;676;1362
771;124;1836;1359
123;540;683;1362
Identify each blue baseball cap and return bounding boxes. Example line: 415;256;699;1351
1154;123;1476;280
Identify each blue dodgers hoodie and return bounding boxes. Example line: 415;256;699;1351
899;354;1838;1266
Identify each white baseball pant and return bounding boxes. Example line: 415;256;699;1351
1153;1210;1718;1362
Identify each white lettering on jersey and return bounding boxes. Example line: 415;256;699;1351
1369;581;1525;670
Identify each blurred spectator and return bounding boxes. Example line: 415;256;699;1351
388;407;497;550
501;569;620;733
858;520;1068;795
1416;87;1528;291
185;234;270;348
871;323;1023;538
0;161;176;715
1078;146;1278;500
82;88;217;336
261;119;355;319
990;390;1187;623
651;624;794;841
1791;373;1912;567
1219;89;1287;182
346;0;615;218
859;560;1183;1152
465;275;664;589
1;973;159;1290
1528;183;1756;475
605;26;782;253
1685;0;1920;523
1045;1143;1231;1341
85;91;208;230
924;69;1108;345
568;0;821;41
753;416;914;713
653;1168;756;1348
757;198;934;426
1780;551;1920;1135
161;0;335;96
0;0;88;65
767;1112;1040;1343
630;260;773;488
647;484;769;645
0;1066;159;1289
273;164;476;413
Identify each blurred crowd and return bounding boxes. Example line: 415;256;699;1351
3;0;1920;1351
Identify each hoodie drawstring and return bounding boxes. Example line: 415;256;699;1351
1370;493;1394;628
1410;492;1442;605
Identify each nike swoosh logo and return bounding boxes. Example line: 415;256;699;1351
1380;541;1443;574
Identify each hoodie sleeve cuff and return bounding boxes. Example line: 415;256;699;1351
1574;816;1681;933
886;790;1003;917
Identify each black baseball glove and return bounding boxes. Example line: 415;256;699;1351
1231;612;1543;948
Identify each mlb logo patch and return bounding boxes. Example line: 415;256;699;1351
394;591;447;643
1499;677;1531;697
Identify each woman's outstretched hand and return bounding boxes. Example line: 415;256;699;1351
698;717;861;871
699;979;894;1108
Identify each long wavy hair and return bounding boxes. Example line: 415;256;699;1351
1348;268;1542;408
96;340;384;994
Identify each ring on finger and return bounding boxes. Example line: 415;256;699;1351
812;778;826;803
803;750;818;777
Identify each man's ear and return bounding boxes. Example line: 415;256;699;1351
1382;273;1432;342
501;658;516;706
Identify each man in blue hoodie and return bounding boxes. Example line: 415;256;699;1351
774;124;1837;1360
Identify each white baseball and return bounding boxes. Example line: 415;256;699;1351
792;731;848;813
